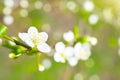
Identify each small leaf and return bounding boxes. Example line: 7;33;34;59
0;25;8;36
78;36;89;43
73;26;79;40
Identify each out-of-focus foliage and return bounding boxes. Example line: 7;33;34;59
0;25;8;36
0;0;120;80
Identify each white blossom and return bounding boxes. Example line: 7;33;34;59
63;31;75;43
54;42;66;63
66;1;77;11
3;15;14;25
64;46;78;67
54;42;78;66
4;0;14;8
18;26;51;53
88;37;98;46
89;14;99;25
74;42;91;60
83;1;94;12
42;59;52;69
67;57;78;67
20;0;29;8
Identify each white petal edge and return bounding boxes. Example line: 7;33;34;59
63;31;74;43
18;33;34;48
64;47;74;58
74;42;82;53
28;26;38;35
68;57;78;67
39;32;48;42
55;42;65;53
37;43;51;53
54;53;62;62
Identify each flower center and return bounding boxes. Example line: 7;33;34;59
32;35;41;46
79;50;86;57
61;53;66;59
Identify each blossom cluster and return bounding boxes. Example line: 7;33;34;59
0;25;97;71
54;30;97;67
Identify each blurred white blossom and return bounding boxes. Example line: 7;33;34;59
103;8;113;22
42;59;52;69
20;0;29;8
64;46;78;67
54;42;76;64
54;41;94;66
54;42;66;63
88;37;98;46
89;14;99;25
18;26;51;53
34;1;43;9
63;31;75;43
83;1;94;12
4;0;14;8
19;9;28;17
74;42;91;60
66;1;77;12
3;15;14;25
67;57;78;67
3;7;12;15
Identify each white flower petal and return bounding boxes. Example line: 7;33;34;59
63;31;74;43
74;42;91;60
68;57;78;67
74;42;82;53
89;37;98;46
83;1;94;12
39;32;48;42
82;43;91;50
18;33;34;47
55;42;65;53
64;47;74;58
28;26;38;35
54;53;61;62
54;52;66;63
37;43;51;53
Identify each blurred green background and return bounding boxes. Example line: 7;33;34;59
0;0;120;80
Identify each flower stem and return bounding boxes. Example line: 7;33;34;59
3;35;31;49
37;53;41;69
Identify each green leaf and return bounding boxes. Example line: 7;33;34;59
73;26;79;40
78;36;89;43
0;25;8;36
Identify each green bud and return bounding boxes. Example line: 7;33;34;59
0;38;2;45
9;53;17;59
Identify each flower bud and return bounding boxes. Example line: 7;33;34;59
38;64;45;71
9;53;16;59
